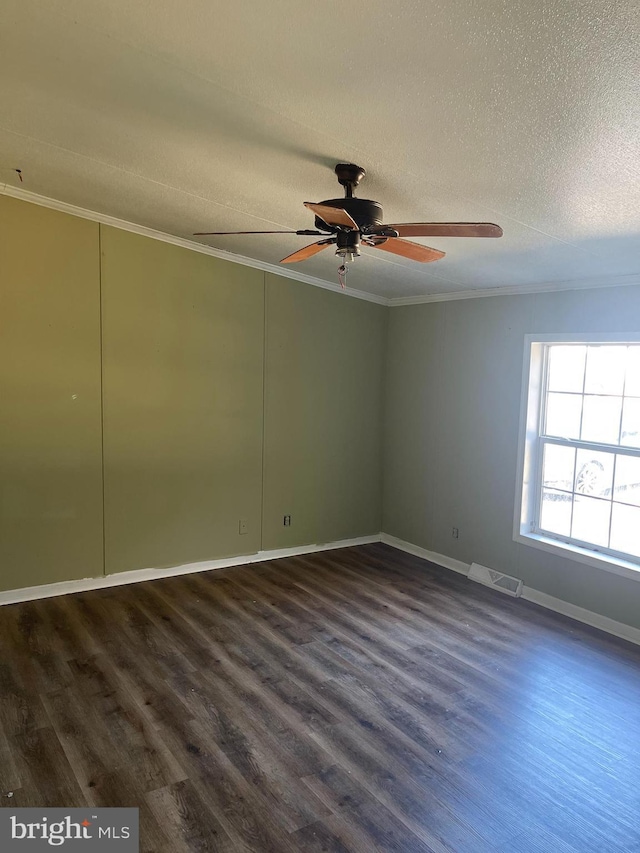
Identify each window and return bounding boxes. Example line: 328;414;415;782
515;336;640;579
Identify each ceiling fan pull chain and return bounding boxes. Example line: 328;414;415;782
338;263;348;290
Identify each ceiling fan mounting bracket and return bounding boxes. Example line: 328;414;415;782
335;163;366;197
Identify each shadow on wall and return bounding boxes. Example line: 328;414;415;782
399;231;640;298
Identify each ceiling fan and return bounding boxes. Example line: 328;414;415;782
194;164;502;273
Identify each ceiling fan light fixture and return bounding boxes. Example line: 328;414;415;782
336;247;360;263
335;228;360;264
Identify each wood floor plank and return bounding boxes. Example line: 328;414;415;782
0;658;49;738
306;720;493;853
88;767;174;853
290;817;369;853
145;780;238;853
302;764;438;853
40;684;121;792
494;827;580;853
1;542;639;852
0;725;21;793
10;727;87;808
0;602;73;694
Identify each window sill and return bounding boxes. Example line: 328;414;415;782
514;530;640;583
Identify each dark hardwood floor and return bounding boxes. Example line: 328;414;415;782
1;543;640;852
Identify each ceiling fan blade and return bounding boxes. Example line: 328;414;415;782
280;238;335;264
367;238;445;263
304;203;359;230
193;229;324;236
380;222;503;238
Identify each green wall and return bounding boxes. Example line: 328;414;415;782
0;196;103;590
383;289;640;629
101;227;265;574
263;274;385;550
0;195;385;592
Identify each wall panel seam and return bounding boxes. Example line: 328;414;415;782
260;272;267;551
98;223;107;577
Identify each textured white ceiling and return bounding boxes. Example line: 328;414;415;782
1;0;638;298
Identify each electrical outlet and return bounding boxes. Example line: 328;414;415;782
239;518;249;535
283;515;291;527
452;527;459;539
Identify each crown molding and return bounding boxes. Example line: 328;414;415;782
5;184;638;309
0;184;389;306
388;272;640;306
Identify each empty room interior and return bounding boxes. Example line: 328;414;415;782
1;2;640;851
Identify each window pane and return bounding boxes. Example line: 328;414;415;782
548;346;586;393
610;503;640;559
540;489;572;536
581;395;622;444
620;398;640;448
542;444;575;493
584;346;626;395
613;455;640;507
624;346;640;397
571;496;611;548
574;449;614;497
545;393;582;439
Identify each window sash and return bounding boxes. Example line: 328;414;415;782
537;435;640;459
532;343;640;561
514;334;640;580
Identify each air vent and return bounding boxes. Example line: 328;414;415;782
468;562;523;598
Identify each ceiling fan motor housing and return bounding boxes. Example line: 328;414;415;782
314;197;384;233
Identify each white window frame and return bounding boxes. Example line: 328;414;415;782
514;332;640;583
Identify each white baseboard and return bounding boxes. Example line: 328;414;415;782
520;587;640;647
381;533;640;648
380;533;469;576
4;531;639;649
0;534;381;607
